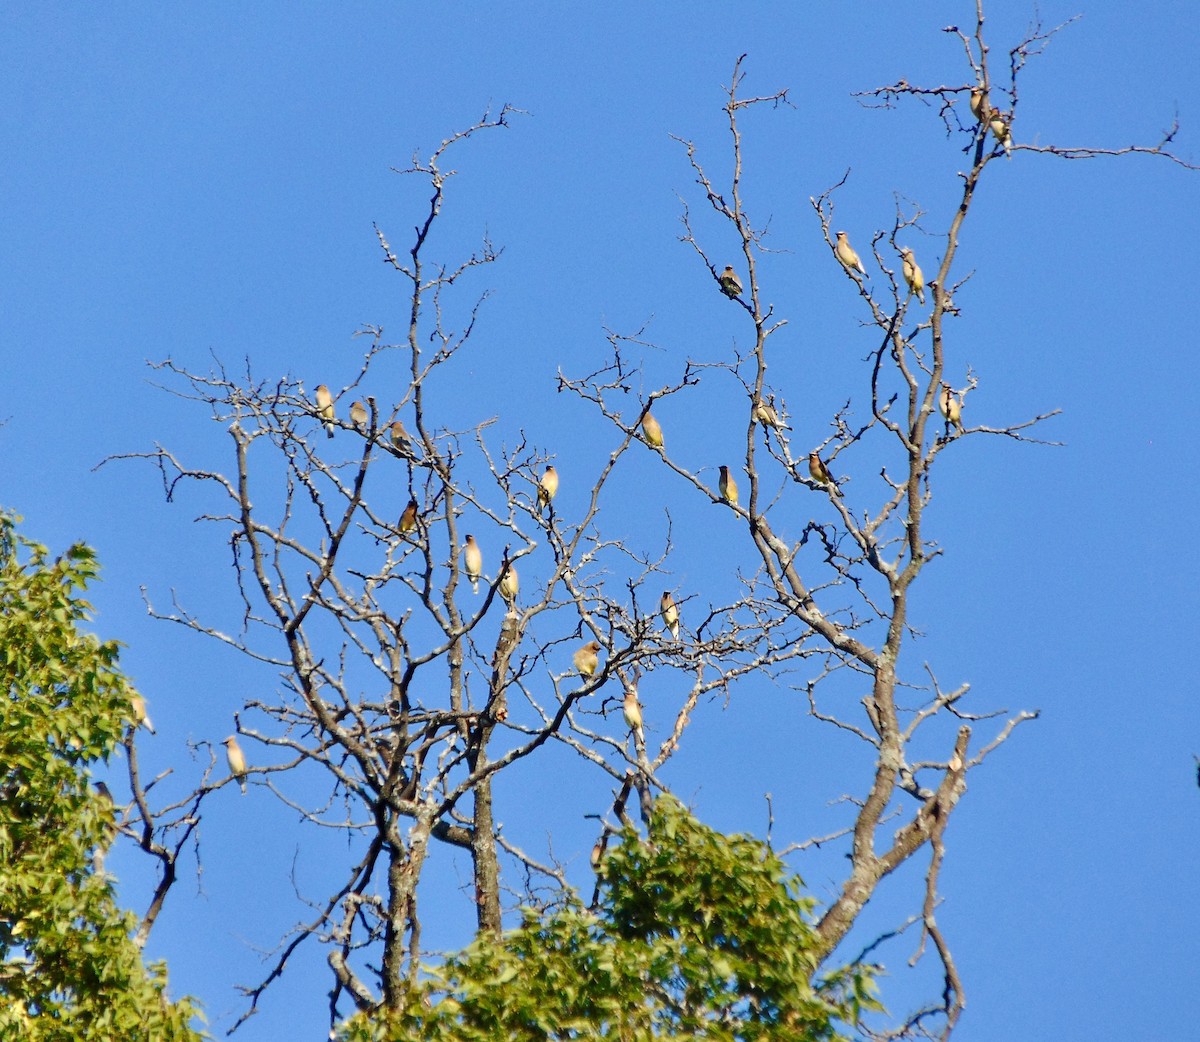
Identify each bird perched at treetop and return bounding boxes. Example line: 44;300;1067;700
900;247;926;305
498;562;519;605
969;87;988;123
988;108;1013;157
753;395;789;432
389;421;414;458
463;535;482;594
808;452;842;496
399;498;419;535
315;385;336;439
641;412;664;448
537;465;558;511
660;591;680;641
718;465;739;507
573;641;601;678
349;400;368;430
222;735;247;795
718;265;743;299
938;384;964;433
130;694;155;734
622;686;644;744
835;231;869;278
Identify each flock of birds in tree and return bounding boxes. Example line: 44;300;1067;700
204;89;1002;790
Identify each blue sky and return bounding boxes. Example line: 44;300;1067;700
3;3;1199;1039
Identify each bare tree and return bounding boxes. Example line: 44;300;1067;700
105;4;1192;1039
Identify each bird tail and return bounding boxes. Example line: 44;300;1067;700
239;778;247;796
324;424;335;440
917;288;926;305
471;578;479;595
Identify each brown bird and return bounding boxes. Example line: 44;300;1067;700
641;411;664;449
590;837;604;870
130;694;155;735
537;465;558;511
718;465;739;507
315;384;336;439
835;231;869;279
969;87;988;123
462;535;483;594
573;640;601;678
498;562;519;605
399;498;419;535
389;421;414;458
753;395;789;432
660;591;680;641
718;265;743;299
349;400;368;430
808;452;842;496
222;735;247;795
900;247;926;305
622;685;644;744
938;384;964;433
988;108;1013;157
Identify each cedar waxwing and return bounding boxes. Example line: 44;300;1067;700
537;466;558;511
315;384;336;439
498;562;519;605
808;452;843;496
463;535;483;595
622;686;644;744
660;591;680;641
718;465;739;507
399;498;419;535
641;412;664;449
900;248;926;305
969;87;988;123
988;109;1013;157
389;421;414;458
130;694;155;735
938;384;964;433
753;395;789;432
349;400;368;430
573;640;601;678
718;265;743;299
590;838;604;870
222;735;247;795
835;231;869;279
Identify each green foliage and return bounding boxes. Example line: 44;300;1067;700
340;796;879;1041
0;510;203;1041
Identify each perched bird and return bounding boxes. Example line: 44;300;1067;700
222;735;247;795
537;465;558;511
590;837;604;870
660;591;680;641
315;384;336;439
463;535;483;595
622;686;644;744
130;694;155;735
988;109;1013;157
641;412;664;449
718;265;743;299
349;400;368;430
900;248;926;305
498;562;519;605
969;86;988;123
389;420;414;458
808;452;842;496
753;395;789;432
938;384;964;433
835;231;869;278
718;465;739;507
399;498;419;535
573;640;601;678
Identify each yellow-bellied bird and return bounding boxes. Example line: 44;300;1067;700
130;694;155;735
938;384;964;433
660;591;680;641
835;231;869;279
573;641;601;678
718;465;739;507
315;384;336;439
988;109;1013;157
389;421;414;458
969;87;988;123
222;735;247;795
808;452;842;496
718;265;743;299
349;400;368;430
399;498;419;535
622;686;644;744
900;248;926;305
641;412;664;449
463;535;483;595
499;562;519;605
537;465;558;511
754;395;789;432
